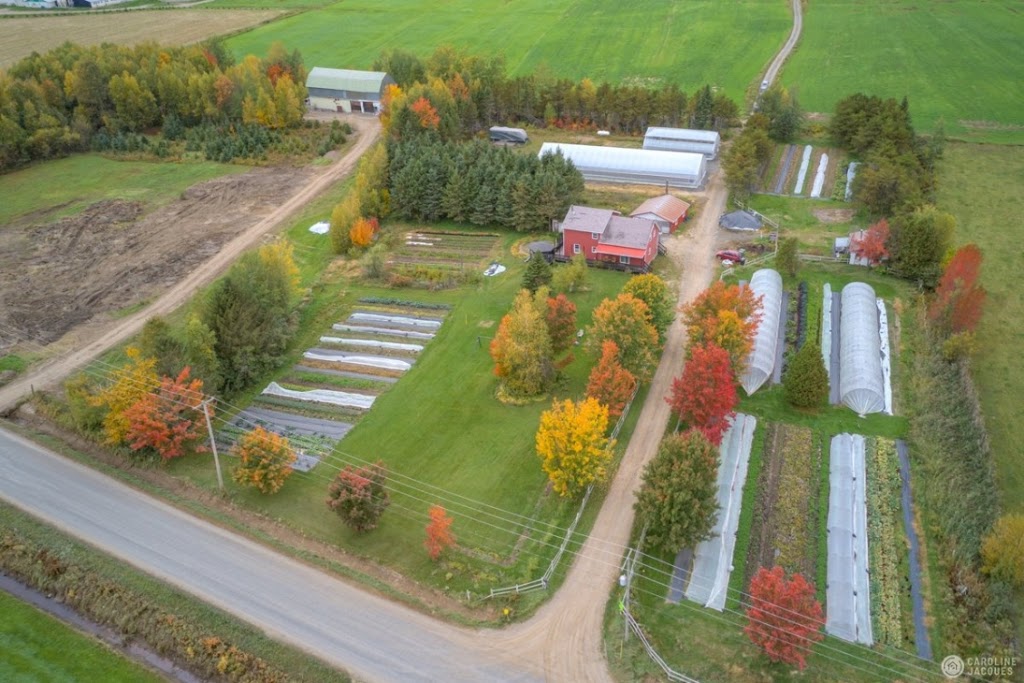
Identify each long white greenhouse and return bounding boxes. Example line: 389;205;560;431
839;282;885;415
642;127;720;159
740;269;782;395
538;142;707;189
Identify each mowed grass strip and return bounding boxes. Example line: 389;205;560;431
0;590;163;683
226;0;790;100
780;1;1024;144
937;143;1024;511
0;155;244;225
0;10;283;68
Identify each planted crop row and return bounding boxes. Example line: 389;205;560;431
286;369;391;392
771;424;821;578
866;437;909;647
357;298;452;310
251;394;363;422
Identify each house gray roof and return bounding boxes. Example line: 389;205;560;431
306;67;394;98
560;205;615;234
719;210;763;231
601;216;656;250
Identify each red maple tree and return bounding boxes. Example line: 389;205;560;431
929;243;986;334
586;340;636;422
123;368;207;461
667;343;737;445
851;218;890;264
546;293;578;355
424;504;456;560
745;566;824;670
409;96;440;129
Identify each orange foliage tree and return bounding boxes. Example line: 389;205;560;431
586;340;636;422
929;243;986;334
231;426;296;494
546;293;578;355
745;566;825;670
89;346;160;446
682;282;761;374
667;343;737;445
535;397;613;497
409;96;440;129
122;367;206;461
424;504;456;560
851;218;890;265
350;216;380;248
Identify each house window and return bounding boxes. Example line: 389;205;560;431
619;256;630;265
591;246;597;254
573;243;581;254
592;232;600;240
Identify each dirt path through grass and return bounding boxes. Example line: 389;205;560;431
498;172;725;680
0;118;380;414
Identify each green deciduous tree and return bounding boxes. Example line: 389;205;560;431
586;293;659;382
888;205;955;287
635;430;719;555
490;289;554;399
552;253;588;293
623;273;675;341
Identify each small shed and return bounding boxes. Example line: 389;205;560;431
539;143;707;189
847;230;872;267
306;68;395;114
489;127;528;145
719;210;763;231
629;194;690;234
643;127;721;159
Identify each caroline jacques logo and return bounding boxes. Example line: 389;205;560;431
941;654;1017;679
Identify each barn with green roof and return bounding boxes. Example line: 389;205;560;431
306;67;395;114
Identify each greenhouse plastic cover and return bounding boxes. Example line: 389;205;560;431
685;413;757;611
877;299;894;415
839;283;885;415
332;323;435;340
303;349;412;372
740;269;782;395
827;434;873;645
319;336;424;353
538;142;706;188
263;382;376;410
821;283;833;379
348;312;442;329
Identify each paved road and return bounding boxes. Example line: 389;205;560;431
0;427;541;683
762;0;803;89
0;119;381;415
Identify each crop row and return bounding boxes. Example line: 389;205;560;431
866;437;907;647
771;424;821;578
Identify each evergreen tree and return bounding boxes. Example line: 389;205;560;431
522;252;553;293
691;85;714;129
784;340;829;409
776;237;800;278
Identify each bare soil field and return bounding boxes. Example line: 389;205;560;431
0;9;283;67
0;166;313;348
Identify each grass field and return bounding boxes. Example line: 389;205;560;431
0;9;283;68
0;590;162;683
0;155;243;225
226;0;791;101
937;143;1024;511
780;1;1024;144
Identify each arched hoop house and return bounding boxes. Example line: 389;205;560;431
740;269;782;395
839;283;884;415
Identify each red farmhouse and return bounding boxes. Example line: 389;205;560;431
556;205;659;273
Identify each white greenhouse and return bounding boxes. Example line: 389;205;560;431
740;269;783;395
642;127;720;159
538;143;707;189
839;282;885;415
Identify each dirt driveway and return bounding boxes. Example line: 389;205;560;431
0;118;381;412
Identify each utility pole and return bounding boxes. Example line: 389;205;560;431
200;397;224;490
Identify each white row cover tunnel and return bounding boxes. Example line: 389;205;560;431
839;283;886;415
741;269;783;395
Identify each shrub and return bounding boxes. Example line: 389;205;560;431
783;341;828;409
231;427;296;494
326;462;390;533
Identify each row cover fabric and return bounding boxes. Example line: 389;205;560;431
303;350;412;372
685;413;757;611
332;323;435;340
348;312;442;329
826;434;873;645
794;145;812;194
263;382;376;410
839;282;885;415
810;153;829;198
877;299;894;415
740;269;783;395
821;283;833;380
319;336;424;353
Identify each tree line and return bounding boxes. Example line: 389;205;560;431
374;46;739;135
0;40;308;171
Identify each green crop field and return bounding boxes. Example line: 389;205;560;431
226;0;791;101
780;1;1024;144
0;155;243;226
937;143;1024;511
0;590;163;683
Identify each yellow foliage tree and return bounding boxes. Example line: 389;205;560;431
88;346;160;446
981;513;1024;588
258;240;300;292
231;426;296;495
535;397;613;497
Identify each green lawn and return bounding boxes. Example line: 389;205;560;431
226;0;791;101
937;143;1024;511
780;1;1024;144
0;590;163;683
0;155;243;225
